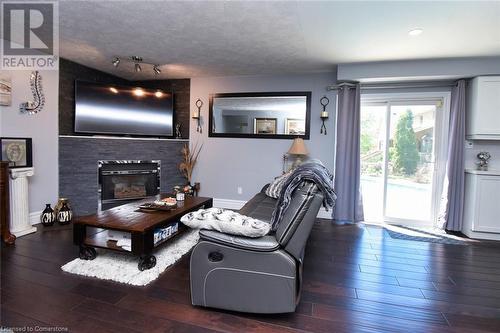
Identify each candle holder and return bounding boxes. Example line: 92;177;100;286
193;99;203;133
320;96;329;135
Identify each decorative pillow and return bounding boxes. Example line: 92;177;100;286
180;208;270;238
265;170;293;199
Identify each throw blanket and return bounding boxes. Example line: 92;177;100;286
271;159;336;230
265;169;293;199
181;208;271;238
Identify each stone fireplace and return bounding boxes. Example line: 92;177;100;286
98;160;160;210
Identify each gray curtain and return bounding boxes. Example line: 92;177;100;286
438;80;466;231
333;84;364;223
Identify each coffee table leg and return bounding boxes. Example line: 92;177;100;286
79;245;97;260
74;224;97;260
132;231;156;271
138;254;156;271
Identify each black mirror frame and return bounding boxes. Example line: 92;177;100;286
208;91;311;140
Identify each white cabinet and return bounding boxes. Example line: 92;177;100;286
466;76;500;140
463;170;500;240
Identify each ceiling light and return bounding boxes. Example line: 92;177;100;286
133;88;145;97
134;63;142;72
153;65;161;75
112;57;120;67
155;90;163;98
109;87;118;94
408;28;423;36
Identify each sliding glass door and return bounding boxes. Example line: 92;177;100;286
360;93;449;227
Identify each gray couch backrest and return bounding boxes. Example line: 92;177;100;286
275;182;323;260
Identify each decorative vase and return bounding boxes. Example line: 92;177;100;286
57;202;73;225
54;198;71;216
184;184;194;196
40;204;56;226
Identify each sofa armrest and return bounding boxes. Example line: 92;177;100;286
199;229;280;252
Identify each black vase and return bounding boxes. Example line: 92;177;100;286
40;204;56;226
57;202;73;225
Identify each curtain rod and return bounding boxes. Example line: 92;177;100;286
326;80;458;91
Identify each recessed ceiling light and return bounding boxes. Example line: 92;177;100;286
408;28;423;36
133;88;145;97
155;90;163;98
109;87;118;94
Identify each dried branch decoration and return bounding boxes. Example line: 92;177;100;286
179;142;203;183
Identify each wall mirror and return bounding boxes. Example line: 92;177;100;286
209;92;311;139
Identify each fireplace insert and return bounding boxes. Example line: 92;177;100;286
98;160;160;210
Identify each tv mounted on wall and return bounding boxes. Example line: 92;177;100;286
74;81;174;137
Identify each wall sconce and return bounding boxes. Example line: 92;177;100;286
320;96;329;135
283;138;309;173
193;98;203;133
20;71;45;115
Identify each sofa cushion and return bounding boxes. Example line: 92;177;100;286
199;229;280;252
265;170;293;199
181;208;270;238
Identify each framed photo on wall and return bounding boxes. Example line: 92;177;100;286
0;74;12;106
285;118;306;135
254;118;277;134
0;137;33;169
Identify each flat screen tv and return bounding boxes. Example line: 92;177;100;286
74;81;174;137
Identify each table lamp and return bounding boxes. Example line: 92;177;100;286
283;138;309;173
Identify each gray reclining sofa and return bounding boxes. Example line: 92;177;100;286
190;181;324;313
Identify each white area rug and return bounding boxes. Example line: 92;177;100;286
61;230;199;286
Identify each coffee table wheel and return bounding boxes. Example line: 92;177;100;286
138;255;156;271
79;246;97;260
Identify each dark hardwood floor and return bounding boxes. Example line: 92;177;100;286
2;220;500;333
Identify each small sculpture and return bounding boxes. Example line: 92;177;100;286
175;123;182;139
476;151;491;171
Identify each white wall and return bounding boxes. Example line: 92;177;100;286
189;72;336;201
0;70;59;214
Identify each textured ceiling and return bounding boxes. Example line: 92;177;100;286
59;1;500;79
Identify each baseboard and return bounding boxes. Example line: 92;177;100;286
213;198;333;220
29;211;42;226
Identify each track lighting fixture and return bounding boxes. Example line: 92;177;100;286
153;65;161;75
111;56;162;76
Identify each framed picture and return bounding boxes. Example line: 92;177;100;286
0;74;12;106
0;137;33;169
285;118;306;135
254;118;277;134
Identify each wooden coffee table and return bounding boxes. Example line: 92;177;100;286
73;195;212;271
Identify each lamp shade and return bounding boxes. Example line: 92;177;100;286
287;138;308;155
